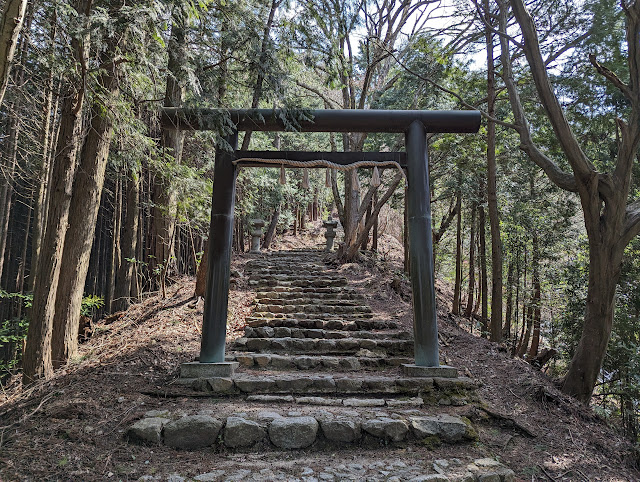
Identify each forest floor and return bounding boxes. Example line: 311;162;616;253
1;222;639;481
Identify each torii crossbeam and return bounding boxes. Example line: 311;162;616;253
161;108;481;375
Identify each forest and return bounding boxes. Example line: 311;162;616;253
0;0;639;449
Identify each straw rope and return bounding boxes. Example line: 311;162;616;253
232;157;406;179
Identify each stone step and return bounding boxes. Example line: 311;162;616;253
251;311;374;320
246;317;399;330
249;278;348;288
257;286;359;294
253;303;372;315
128;406;485;452
254;297;364;306
249;274;345;281
179;373;479;399
232;336;413;356
255;291;365;301
244;326;411;340
246;267;327;274
227;353;412;371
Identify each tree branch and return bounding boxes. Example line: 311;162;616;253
509;0;593;181
589;54;633;99
545;31;590;66
342;170;404;260
385;47;518;130
622;200;640;246
296;80;341;109
499;0;578;192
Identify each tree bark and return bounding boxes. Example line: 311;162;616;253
485;0;503;343
504;260;514;338
527;230;541;359
0;0;27;108
465;202;477;318
106;175;122;309
51;47;119;367
262;205;280;249
479;194;488;337
113;170;140;312
22;0;90;382
150;4;186;281
29;15;57;291
343;171;403;261
452;191;462;315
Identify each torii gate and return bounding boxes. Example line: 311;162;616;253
161;108;481;377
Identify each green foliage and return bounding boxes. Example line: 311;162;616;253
80;295;105;318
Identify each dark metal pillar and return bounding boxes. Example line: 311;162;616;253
200;132;238;363
405;120;439;367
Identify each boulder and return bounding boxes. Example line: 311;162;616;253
268;416;318;449
362;417;408;442
128;417;166;444
320;419;361;443
164;415;223;449
224;417;265;448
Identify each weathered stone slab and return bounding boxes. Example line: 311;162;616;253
207;377;235;394
320;419;361;443
296;396;342;406
343;398;386;407
247;395;294;403
402;364;458;378
235;377;277;393
180;362;239;378
128;417;166;444
224;417;265;448
268;416;319;449
362;417;408;442
164;415;222;449
410;414;468;443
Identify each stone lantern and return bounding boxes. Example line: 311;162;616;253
249;218;265;253
323;217;338;252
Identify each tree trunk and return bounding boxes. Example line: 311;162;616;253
22;1;89;381
527;229;541;359
504;260;514;338
465;202;477;318
343;171;403;261
0;111;19;282
479;199;488;337
51;52;119;367
194;238;208;298
562;242;623;401
517;303;533;358
485;1;503;343
240;0;280;150
29;17;56;291
113;170;140;312
452;191;462;315
372;189;379;252
0;0;27;108
403;185;409;273
262;205;280;249
106;175;122;309
151;5;186;281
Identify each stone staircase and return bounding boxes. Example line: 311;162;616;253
128;249;516;481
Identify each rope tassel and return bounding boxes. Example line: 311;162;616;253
371;166;381;187
302;168;310;189
279;165;286;185
325;168;331;187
